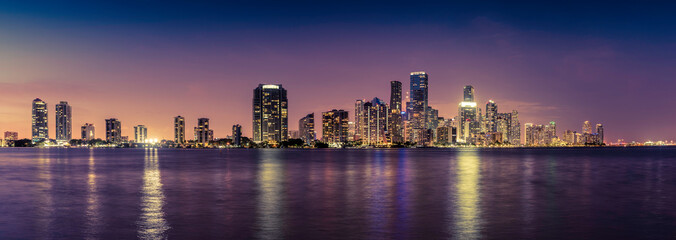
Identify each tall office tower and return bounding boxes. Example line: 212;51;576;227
389;81;403;143
322;109;349;144
545;121;557;145
134;125;148;143
253;84;288;143
232;124;242;146
4;131;18;141
426;107;440;131
409;72;429;143
299;113;315;145
347;121;355;141
174;116;185;144
194;118;214;145
362;97;389;145
596;124;604;144
55;101;72;143
563;130;575;144
496;114;510;141
354;99;366;141
81;123;95;141
31;98;49;143
458;86;479;143
525;123;534;146
105;118;122;143
583;121;592;134
485;100;498;132
509;110;521;145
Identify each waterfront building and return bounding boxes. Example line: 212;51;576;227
389;81;404;143
299;113;315;145
436;126;449;145
363;97;389;145
4;131;18;141
347;121;355;141
509;110;521;145
289;130;300;139
545;121;557;144
105;118;122;143
563;130;575;145
354;99;366;141
458;86;479;143
583;121;592;134
134;125;148;143
253;84;288;143
195;118;213;146
232;124;242;146
322;109;349;144
31;98;48;143
596;124;604;144
496;114;510;142
485;100;498;132
55;101;72;143
174;116;185;144
409;71;428;143
81;123;95;141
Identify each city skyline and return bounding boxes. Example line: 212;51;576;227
1;2;675;142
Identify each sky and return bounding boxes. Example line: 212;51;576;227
0;1;675;142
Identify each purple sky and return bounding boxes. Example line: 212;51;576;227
0;2;675;142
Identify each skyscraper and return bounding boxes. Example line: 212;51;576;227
55;101;72;143
509;110;521;145
31;98;48;143
4;131;18;141
195;118;213;146
363;97;389;145
409;72;428;143
299;113;315;145
583;121;592;134
174;116;185;144
81;123;95;141
389;81;403;143
458;86;479;143
134;125;148;143
105;118;121;143
596;124;604;144
253;84;288;143
322;109;349;144
232;124;242;146
485;100;498;132
354;99;366;141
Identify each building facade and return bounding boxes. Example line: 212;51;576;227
363;98;389;145
174;116;185;144
81;123;95;141
389;81;403;143
253;84;288;143
409;72;429;143
299;113;315;145
322;109;349;144
105;118;122;143
31;98;49;143
232;124;242;146
195;118;213;146
134;125;148;143
55;101;72;143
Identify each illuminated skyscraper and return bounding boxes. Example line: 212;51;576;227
363;97;389;145
389;81;403;143
458;86;479;143
31;98;48;143
195;118;213;146
485;100;498;132
55;101;72;143
105;118;121;143
322;109;349;144
232;124;242;146
509;110;521;145
409;71;428;143
174;116;185;144
545;121;557;144
134;125;148;143
299;113;315;145
354;99;366;141
81;123;95;141
253;84;288;143
596;124;604;144
583;121;592;134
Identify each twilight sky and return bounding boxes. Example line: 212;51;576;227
0;1;675;142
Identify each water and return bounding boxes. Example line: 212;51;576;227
0;148;675;239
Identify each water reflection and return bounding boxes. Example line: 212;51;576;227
137;148;169;240
256;150;284;240
452;149;482;240
84;149;101;239
36;150;53;239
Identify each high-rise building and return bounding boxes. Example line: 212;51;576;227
4;131;18;141
363;98;389;145
134;125;148;143
299;113;315;145
583;121;592;134
485;100;498;132
545;121;557;144
253;84;288;143
31;98;49;143
354;99;366;141
322;109;349;144
232;124;242;146
409;72;428;143
81;123;95;141
496;113;510;141
458;86;479;143
174;116;185;144
563;130;575;144
195;118;213;146
105;118;122;143
55;101;72;143
596;124;604;144
436;126;449;145
509;110;521;145
389;81;403;143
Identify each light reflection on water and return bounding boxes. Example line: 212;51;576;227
84;149;101;239
452;149;482;240
256;149;284;240
137;148;169;240
35;150;53;240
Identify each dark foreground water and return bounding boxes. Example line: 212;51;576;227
0;148;675;240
